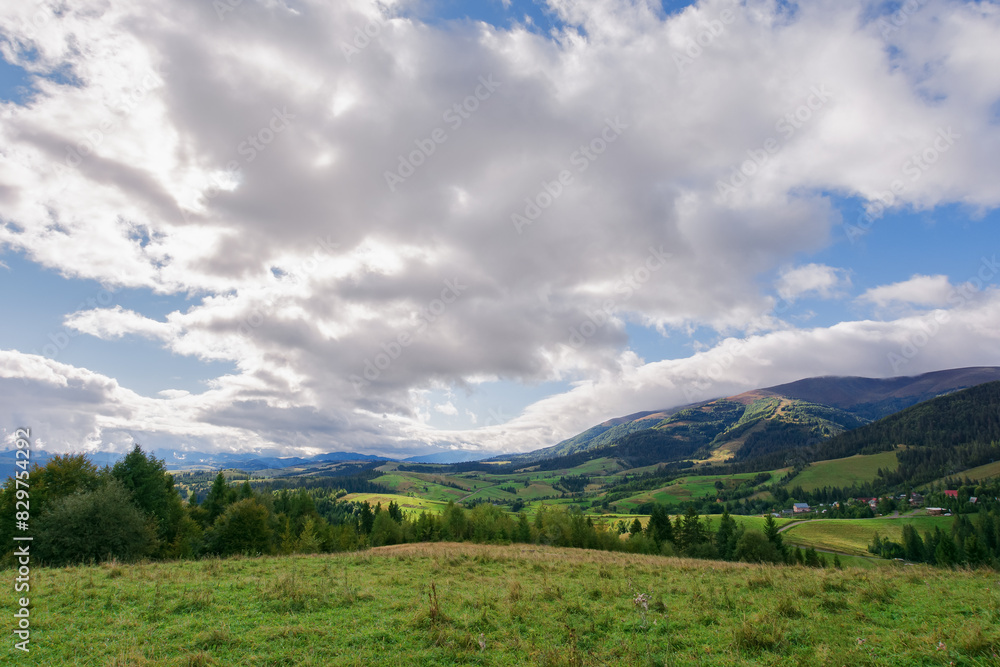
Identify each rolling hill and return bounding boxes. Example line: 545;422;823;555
804;379;1000;487
501;367;1000;471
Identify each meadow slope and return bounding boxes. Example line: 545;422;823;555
3;543;999;666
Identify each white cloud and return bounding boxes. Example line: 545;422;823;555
1;0;999;455
5;287;1000;456
434;401;458;416
776;263;851;302
858;274;955;309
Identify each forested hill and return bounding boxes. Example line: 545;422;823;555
810;380;1000;486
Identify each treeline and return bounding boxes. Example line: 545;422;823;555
629;505;837;568
810;381;1000;462
710;381;1000;478
867;481;1000;568
869;511;1000;568
0;447;388;566
1;446;829;570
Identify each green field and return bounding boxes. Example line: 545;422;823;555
787;450;900;493
616;472;778;510
702;514;796;533
340;493;449;515
782;516;956;556
6;543;998;665
941;459;1000;483
371;473;469;503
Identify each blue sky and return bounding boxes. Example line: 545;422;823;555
2;0;999;457
0;59;32;104
410;0;701;30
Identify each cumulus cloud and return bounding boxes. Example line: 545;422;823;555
1;0;999;455
434;401;458;416
776;263;851;302
857;274;956;309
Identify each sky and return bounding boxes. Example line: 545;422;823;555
1;0;1000;459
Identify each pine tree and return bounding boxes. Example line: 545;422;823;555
203;472;231;524
902;524;925;562
715;509;738;561
646;504;674;546
763;514;784;554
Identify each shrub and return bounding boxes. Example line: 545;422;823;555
203;498;274;556
734;531;783;564
34;479;156;566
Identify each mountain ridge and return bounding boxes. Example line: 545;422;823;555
501;366;1000;469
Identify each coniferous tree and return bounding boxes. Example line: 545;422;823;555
902;524;925;562
763;514;784;555
203;472;232;524
646;504;674;546
715;509;739;561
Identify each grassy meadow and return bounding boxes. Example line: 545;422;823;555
4;542;999;666
787;450;900;493
782;516;956;556
339;493;449;515
934;459;1000;484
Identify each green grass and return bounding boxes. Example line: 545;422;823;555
787;450;900;493
615;472;779;510
702;514;796;533
6;543;999;665
372;474;468;503
782;516;956;556
340;493;448;515
940;459;1000;483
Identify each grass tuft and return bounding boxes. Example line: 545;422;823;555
775;596;802;619
733;613;785;653
181;651;216;667
193;624;234;650
746;573;773;591
859;578;896;604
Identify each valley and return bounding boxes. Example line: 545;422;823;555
5;367;1000;664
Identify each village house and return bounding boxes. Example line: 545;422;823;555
792;502;810;514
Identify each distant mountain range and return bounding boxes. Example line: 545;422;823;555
499;367;1000;469
6;367;1000;483
0;446;500;482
